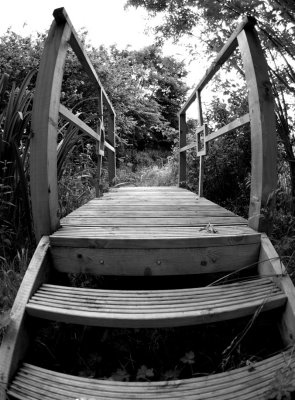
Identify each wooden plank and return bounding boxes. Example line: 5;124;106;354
65;210;237;217
197;91;205;197
111;186;185;191
179;141;197;152
199;156;205;198
26;278;285;328
237;26;277;233
30;20;71;241
61;216;247;226
205;114;250;143
9;350;295;399
107;110;116;183
179;113;187;185
104;140;115;153
103;192;197;197
59;104;100;142
50;224;259;247
179;16;256;114
50;242;260;275
258;234;295;345
70;205;228;212
53;7;115;116
0;237;50;400
95;87;103;196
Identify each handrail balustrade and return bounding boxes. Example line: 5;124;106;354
30;8;116;241
178;16;277;233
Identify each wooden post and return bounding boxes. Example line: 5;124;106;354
238;26;277;233
197;91;204;197
107;110;116;185
0;237;50;400
96;88;103;197
30;20;71;242
179;112;187;186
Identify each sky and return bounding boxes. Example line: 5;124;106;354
0;0;154;49
0;0;208;118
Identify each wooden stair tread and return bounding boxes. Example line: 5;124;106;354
9;349;295;399
26;278;286;328
50;225;260;248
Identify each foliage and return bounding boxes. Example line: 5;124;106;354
58;151;96;219
115;149;177;187
0;27;188;153
0;29;44;90
60;43;188;151
127;0;295;206
0;71;36;259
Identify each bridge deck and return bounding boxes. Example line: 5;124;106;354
51;187;257;245
49;187;260;276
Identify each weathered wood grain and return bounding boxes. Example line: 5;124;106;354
50;243;260;275
26;278;285;328
9;349;295;399
179;113;187;185
258;234;295;345
107;109;116;183
0;237;50;400
237;27;277;232
205;114;250;143
30;19;71;241
59;104;100;142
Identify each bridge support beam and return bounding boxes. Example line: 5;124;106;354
179;113;187;186
238;26;277;233
30;19;70;241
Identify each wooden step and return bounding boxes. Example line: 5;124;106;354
8;348;295;399
26;278;286;328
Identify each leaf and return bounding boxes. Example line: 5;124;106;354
162;368;181;380
136;365;154;381
180;351;195;365
266;365;295;400
199;223;218;233
109;368;130;382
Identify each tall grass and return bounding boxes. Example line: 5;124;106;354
115;149;177;187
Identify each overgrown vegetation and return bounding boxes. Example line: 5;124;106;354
28;312;283;381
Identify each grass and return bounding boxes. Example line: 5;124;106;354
0;247;29;341
115;149;177;187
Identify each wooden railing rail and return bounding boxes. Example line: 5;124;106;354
179;16;277;233
30;7;116;241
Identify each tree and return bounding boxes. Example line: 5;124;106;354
126;0;295;205
0;29;188;152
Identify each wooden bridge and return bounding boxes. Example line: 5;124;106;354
1;8;295;400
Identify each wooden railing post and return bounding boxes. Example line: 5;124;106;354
197;91;204;197
107;110;116;185
96;87;103;197
30;19;71;242
238;26;277;233
179;112;187;186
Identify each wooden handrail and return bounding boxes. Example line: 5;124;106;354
30;8;116;241
179;16;256;115
53;8;115;116
205;114;250;143
59;105;101;142
178;18;276;233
